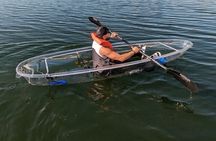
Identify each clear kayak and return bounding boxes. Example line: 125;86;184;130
16;39;193;86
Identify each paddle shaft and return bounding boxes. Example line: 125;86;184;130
118;37;168;70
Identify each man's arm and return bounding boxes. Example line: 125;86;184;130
100;47;139;62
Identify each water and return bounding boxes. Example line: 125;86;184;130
0;0;216;140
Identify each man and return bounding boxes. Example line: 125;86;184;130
91;26;141;70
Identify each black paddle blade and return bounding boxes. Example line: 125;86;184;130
167;68;199;93
88;17;102;26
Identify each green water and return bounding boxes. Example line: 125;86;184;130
0;0;216;140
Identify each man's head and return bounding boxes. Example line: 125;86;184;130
96;26;111;39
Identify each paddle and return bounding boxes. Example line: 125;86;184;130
88;17;199;93
88;17;112;33
119;37;199;93
88;17;102;27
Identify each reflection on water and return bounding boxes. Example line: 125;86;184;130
46;79;194;113
87;82;107;101
87;82;113;111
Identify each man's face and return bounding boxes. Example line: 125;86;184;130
103;33;111;40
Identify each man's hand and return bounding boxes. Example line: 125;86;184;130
131;45;141;54
110;32;119;38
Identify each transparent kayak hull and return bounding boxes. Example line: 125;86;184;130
16;39;193;86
